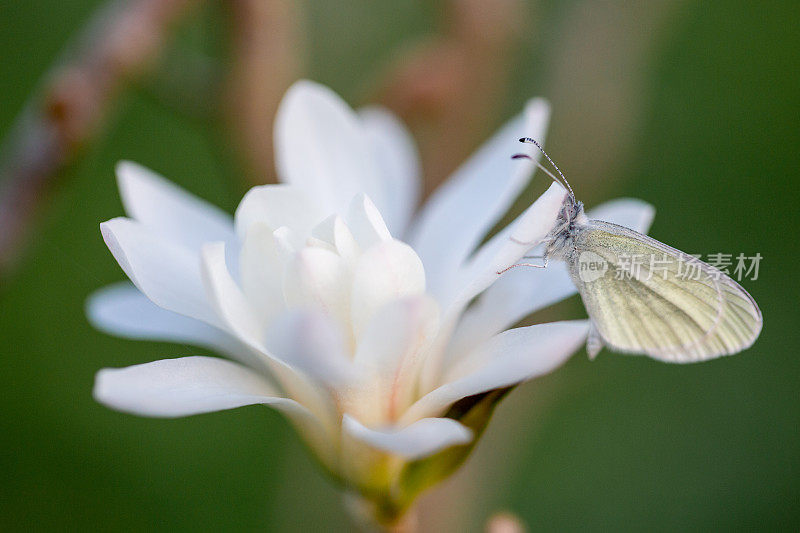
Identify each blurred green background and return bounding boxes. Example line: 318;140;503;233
1;1;798;530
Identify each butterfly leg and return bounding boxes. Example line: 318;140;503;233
586;323;603;360
510;235;553;246
496;255;549;275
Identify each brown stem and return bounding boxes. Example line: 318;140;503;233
371;0;528;198
0;0;200;280
387;506;418;533
224;0;304;186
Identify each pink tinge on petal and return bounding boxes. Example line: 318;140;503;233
346;296;440;424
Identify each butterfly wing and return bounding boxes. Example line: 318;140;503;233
568;220;762;362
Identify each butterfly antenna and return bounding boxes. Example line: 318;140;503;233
518;137;576;201
512;154;569;192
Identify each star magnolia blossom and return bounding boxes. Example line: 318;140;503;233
89;80;654;521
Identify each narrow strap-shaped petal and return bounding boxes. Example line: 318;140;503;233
274;80;385;216
116;161;235;251
408;99;550;296
94;356;337;468
359;106;421;237
87;282;254;364
405;320;589;424
101;217;219;326
446;263;574;359
95;356;292;417
443;183;566;318
343;415;472;461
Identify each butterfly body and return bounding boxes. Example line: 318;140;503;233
543;198;586;261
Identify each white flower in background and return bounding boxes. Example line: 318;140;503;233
88;80;653;522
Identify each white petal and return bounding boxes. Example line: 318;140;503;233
311;215;360;264
447;263;574;358
586;198;655;233
95;356;292;417
408;99;550;295
100;217;218;326
418;184;565;393
200;242;264;346
346;296;440;424
239;222;286;325
358;106;421;236
195;246;341;434
234;184;325;246
282;247;351;331
343;415;472;460
446;183;566;313
87;282;250;361
350;240;426;340
275;80;384;216
404;321;589;423
116;161;235;251
354;296;440;375
272;226;298;259
265;310;357;386
346;193;393;248
93;355;335;466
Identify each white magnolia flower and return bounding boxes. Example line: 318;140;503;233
88;80;653;521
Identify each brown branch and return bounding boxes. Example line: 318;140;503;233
224;0;305;186
371;0;528;198
0;0;201;280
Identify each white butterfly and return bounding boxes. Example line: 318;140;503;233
504;138;762;363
